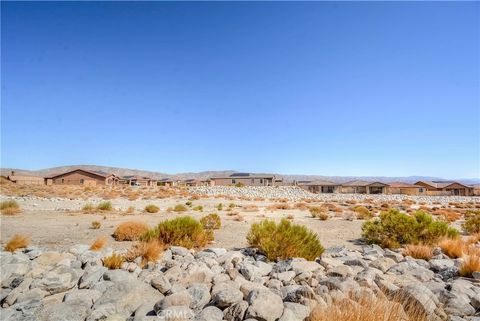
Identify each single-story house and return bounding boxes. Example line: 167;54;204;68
157;178;177;187
45;169;120;186
6;171;45;185
210;173;282;186
120;175;157;187
387;182;426;195
181;179;210;187
473;184;480;196
298;180;341;194
341;180;388;194
414;181;474;196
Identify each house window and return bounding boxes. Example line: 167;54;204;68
61;179;64;184
260;179;263;184
232;179;236;184
80;179;84;184
419;188;424;193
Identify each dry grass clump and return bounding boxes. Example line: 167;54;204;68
362;209;459;248
103;253;124;269
200;213;221;230
189;194;201;200
286;214;295;220
0;200;21;215
4;234;29;252
125;240;164;267
267;203;291;211
242;204;259;212
113;221;150;241
192;205;203;212
144;204;160;213
309;206;326;219
463;212;480;234
438;236;480;259
294;202;309;211
352;206;373;219
124;206;135;215
433;209;461;223
173;204;188;212
82;203;95;213
247;218;324;261
308;292;425;321
403;244;433;260
91;221;101;229
97;201;112;211
90;235;108;251
459;254;480;278
141;216;213;249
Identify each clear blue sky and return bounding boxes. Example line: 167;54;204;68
1;2;479;178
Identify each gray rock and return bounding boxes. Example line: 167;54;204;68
395;284;447;321
279;302;310;321
157;306;194;321
151;274;172;294
369;257;396;272
245;288;284;321
171;246;190;257
327;265;354;278
283;285;315;303
3;277;32;306
154;290;192;311
79;265;107;289
64;289;102;307
103;269;135;283
223;301;249;321
429;259;455;272
37;301;89;321
31;265;80;294
198;306;223;321
212;287;243;308
388;261;434;282
187;283;210;310
291;260;323;274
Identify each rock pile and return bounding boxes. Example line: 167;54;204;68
1;244;479;321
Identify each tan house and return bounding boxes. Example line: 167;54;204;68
387;182;426;195
181;179;210;187
120;175;157;187
341;180;388;194
158;178;177;187
6;171;45;185
210;173;282;186
414;181;474;196
473;184;480;196
45;169;120;186
298;180;341;193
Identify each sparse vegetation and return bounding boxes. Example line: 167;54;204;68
97;201;112;211
193;205;203;212
459;254;480;278
173;204;188;212
103;253;124;269
309;206;326;218
141;216;213;248
125;206;135;214
82;203;95;213
90;235;108;251
0;200;21;215
91;221;101;229
216;203;223;211
403;244;433;260
353;206;372;219
200;213;221;230
361;209;459;248
247;218;324;261
267;203;290;210
185;201;192;207
462;213;480;234
4;234;29;252
144;204;160;213
125;240;164;267
113;221;150;241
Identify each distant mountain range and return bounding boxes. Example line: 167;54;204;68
2;165;479;185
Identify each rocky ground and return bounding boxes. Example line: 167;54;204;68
190;186;480;205
1;243;479;321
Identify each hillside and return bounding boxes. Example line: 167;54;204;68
1;165;479;185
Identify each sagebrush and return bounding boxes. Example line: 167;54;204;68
200;213;221;230
113;221;149;241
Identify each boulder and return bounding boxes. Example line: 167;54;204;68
245;288;284;321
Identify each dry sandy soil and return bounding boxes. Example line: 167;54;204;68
0;196;364;252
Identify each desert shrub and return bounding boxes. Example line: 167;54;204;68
267;203;291;211
200;213;221;230
82;203;94;213
361;209;459;248
465;209;480;219
317;212;329;220
228;203;236;209
0;200;21;215
140;216;213;248
125;206;135;214
103;253;124;269
174;204;188;212
235;182;244;187
90;235;108;251
4;234;29;252
433;209;461;223
247;218;324;261
294;202;308;211
353;206;372;219
438;238;466;258
459;254;480;278
463;213;480;234
144;204;160;213
185;201;192;207
403;244;433;260
309;206;326;218
97;201;112;211
113;221;149;241
193;205;203;212
125;240;164;267
91;221;101;229
286;214;295;220
216;203;223;211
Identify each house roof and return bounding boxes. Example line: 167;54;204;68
211;173;276;179
46;169;118;179
121;175;154;180
388;182;422;188
415;181;471;189
299;180;340;186
342;180;388;187
159;178;174;182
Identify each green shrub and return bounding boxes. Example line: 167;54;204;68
144;204;160;213
463;213;480;234
140;216;213;248
247;219;324;261
97;201;112;211
200;213;221;230
173;204;188;212
193;205;203;212
91;221;101;229
216;203;223;211
362;209;459;248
